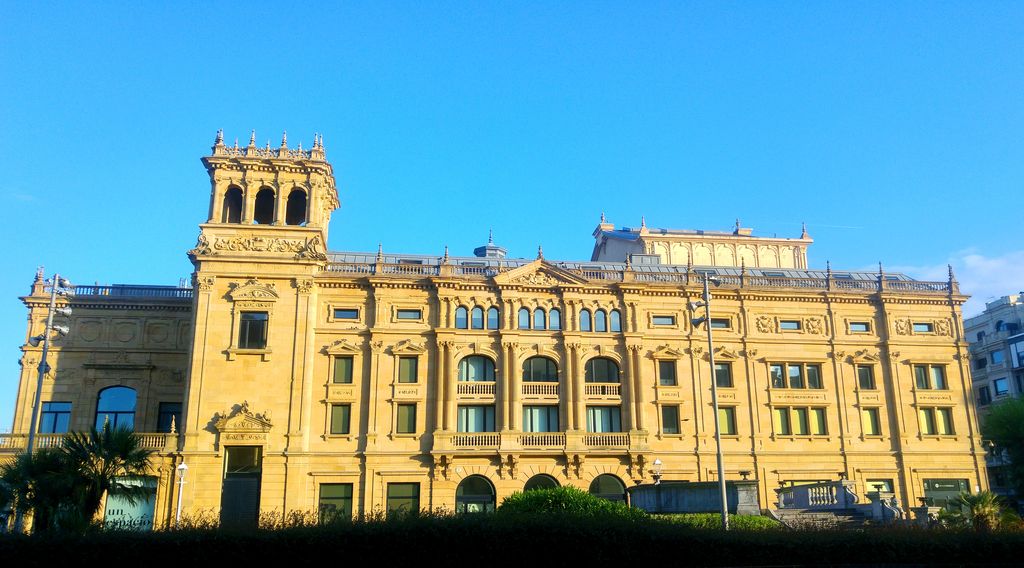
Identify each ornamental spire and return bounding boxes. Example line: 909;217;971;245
281;131;288;148
537;245;544;260
248;129;256;147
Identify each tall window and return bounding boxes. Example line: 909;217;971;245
157;402;182;433
38;401;71;433
222;186;243;223
533;308;546;330
253;187;275;224
523;357;558;382
486;307;499;329
285;189;307;225
238;312;268;349
471;307;485;329
398;356;418;383
661;405;680;435
594;310;607;332
717;407;737;435
386;483;420;516
774;407;827;436
714;362;733;388
913;365;947;390
857;365;875;390
549;309;561;330
95;386;136;430
458;356;496;382
455;306;468;329
919;407;954;435
458;405;496;432
658;360;677;386
456;476;496;514
584;358;619;383
330;404;351;435
978;386;992;406
518;308;531;330
319;483;353;522
861;408;881;436
770;363;823;389
586;406;622;432
523;405;559;432
609;310;622;332
333;356;354;384
580;309;592;332
396;404;416;434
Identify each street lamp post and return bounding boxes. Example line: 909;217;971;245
690;274;729;530
175;462;189;526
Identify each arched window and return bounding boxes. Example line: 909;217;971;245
253;187;275;224
977;331;986;342
585;358;619;383
222;186;243;223
285;188;307;225
549;309;561;330
533;309;546;330
458;356;496;382
594;310;607;332
95;386;137;430
455;306;468;329
609;310;622;332
589;474;626;503
518;308;531;330
996;321;1006;332
456;475;496;513
580;309;592;332
524;474;560;491
471;307;485;329
487;307;499;330
523;357;558;382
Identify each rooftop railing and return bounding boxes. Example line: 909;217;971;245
71;285;194;299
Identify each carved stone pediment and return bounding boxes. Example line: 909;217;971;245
229;278;280;302
323;338;363;354
214;401;273;433
848;349;881;363
391;339;427;354
494;260;590;287
651;344;686;358
712;346;741;360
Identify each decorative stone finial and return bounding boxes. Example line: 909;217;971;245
625;255;632;270
297;141;303;151
801;222;810;239
265;140;271;151
878;262;884;277
248;130;256;147
826;260;832;277
443;245;450;263
281;131;288;148
215;129;224;145
376;243;384;262
169;415;177;434
233;138;239;149
600;211;606;223
488;229;494;245
948;264;956;283
35;266;44;281
736;218;741;232
537;245;544;260
741;259;747;273
641;215;647;229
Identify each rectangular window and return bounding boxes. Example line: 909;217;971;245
810;408;827;435
994;377;1009;396
398;356;418;383
918;408;937;435
991;350;1005;364
866;479;894;493
38;401;71;434
774;407;792;435
937;408;954;435
661;405;680;435
319;483;353;522
780;320;801;331
714;362;733;388
330;404;351;435
792;407;810;435
913;322;934;333
457;405;495;432
861;408;881;436
396;309;422;320
157;402;182;433
333;308;359;320
857;365;875;390
396;403;416;434
717;407;736;435
771;363;824;389
658;360;677;386
333;356;354;384
849;322;871;333
523;405;559;433
586;406;622;433
806;365;822;389
238;311;268;349
913;364;947;390
710;318;731;329
652;315;676;326
386;483;420;516
775;407;827;436
974;357;988;370
978;386;992;406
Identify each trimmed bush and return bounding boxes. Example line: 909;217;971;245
497;486;648;521
654;513;782;531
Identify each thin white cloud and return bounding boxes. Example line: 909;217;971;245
889;249;1024;318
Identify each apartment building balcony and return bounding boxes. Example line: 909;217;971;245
431;430;638;455
0;432;178;454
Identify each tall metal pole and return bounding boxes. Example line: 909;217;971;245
15;273;60;533
703;276;730;530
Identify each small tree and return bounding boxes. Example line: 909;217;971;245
980;397;1024;497
952;491;1005;532
0;448;78;531
60;425;155;522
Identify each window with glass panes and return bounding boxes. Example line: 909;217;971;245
861;408;881;436
658;360;677;386
330;404;351;435
458;356;495;382
857;365;875;390
396;404;416;434
523;405;559;432
157;402;182;433
661;405;680;435
398;356;418;383
523;357;557;382
238;311;268;349
457;405;495;432
714;362;733;388
333;356;354;384
386;483;420;516
770;363;823;389
585;358;619;383
913;365;947;390
717;407;737;435
38;402;71;433
586;406;622;433
918;407;954;435
773;407;827;436
319;483;353;521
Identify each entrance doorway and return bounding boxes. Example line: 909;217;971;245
221;446;262;529
923;478;969;509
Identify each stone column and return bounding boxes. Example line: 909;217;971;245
434;340;447;432
509;342;521;431
567;342;584;431
444;342;456;431
621;345;636;431
631;344;646;431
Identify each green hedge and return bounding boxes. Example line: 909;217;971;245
497;486;648;521
655;513;782;531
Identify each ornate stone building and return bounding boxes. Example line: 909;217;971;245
3;132;988;528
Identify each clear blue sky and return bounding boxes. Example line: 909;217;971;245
1;2;1022;429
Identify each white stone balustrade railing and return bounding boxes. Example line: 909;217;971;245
522;383;559;396
451;433;500;447
0;432;175;452
583;433;629;448
585;384;620;396
775;480;860;510
457;382;496;396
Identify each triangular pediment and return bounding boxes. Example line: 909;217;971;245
651;344;686;358
712;346;742;360
849;349;881;362
494;260;590;287
391;339;428;354
229;278;280;302
323;338;362;355
214;401;273;433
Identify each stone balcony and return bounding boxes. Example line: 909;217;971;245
431;430;645;456
0;432;178;454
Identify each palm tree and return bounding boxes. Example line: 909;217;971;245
952;490;1004;532
0;448;78;531
60;425;155;522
